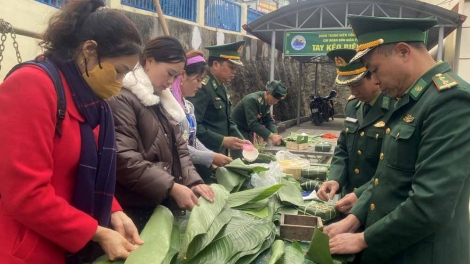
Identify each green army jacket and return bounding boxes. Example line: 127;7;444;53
231;91;277;140
350;62;470;264
328;93;394;198
187;71;244;153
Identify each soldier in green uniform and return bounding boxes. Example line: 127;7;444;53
188;41;251;180
325;15;470;264
231;80;287;146
317;49;395;214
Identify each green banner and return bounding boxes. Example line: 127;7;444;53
284;30;358;56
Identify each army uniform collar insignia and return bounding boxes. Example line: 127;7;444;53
211;79;218;90
258;97;262;103
227;94;231;100
214;97;221;101
403;113;414;123
374;121;385;127
381;96;390;110
356;101;362;109
410;78;428;100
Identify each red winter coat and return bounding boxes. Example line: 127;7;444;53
0;66;122;264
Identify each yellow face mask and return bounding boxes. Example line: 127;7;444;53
82;62;122;99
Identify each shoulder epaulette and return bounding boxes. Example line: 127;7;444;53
432;73;458;91
347;95;356;101
201;75;210;86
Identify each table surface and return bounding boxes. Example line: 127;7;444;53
263;129;341;163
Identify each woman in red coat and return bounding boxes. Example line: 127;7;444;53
0;1;143;263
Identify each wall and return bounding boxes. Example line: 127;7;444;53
122;10;340;120
419;0;470;82
0;0;341;121
0;0;54;80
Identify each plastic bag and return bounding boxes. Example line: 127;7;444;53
250;161;284;187
275;150;310;179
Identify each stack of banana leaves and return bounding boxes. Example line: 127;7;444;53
215;154;276;193
91;183;346;264
91;184;283;264
91;156;346;264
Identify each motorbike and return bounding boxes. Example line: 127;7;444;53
310;90;337;126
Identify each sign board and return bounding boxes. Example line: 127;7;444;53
284;30;358;56
257;1;277;14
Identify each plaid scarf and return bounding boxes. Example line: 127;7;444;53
50;55;117;263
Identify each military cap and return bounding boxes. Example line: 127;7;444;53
347;15;437;62
266;80;287;100
205;41;245;66
327;49;367;86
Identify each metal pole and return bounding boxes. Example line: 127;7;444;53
153;0;170;36
437;26;444;61
270;30;276;115
12;27;42;39
297;61;302;126
454;25;462;73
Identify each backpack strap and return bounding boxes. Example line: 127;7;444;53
4;58;66;138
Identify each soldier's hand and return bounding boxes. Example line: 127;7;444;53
323;214;361;238
330;233;367;254
222;137;246;150
269;134;283;145
213;153;233;167
335;193;358;213
317;180;340;201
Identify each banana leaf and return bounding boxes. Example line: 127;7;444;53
274;206;299;223
278;241;305;264
305;228;333;264
241;207;269;218
162;223;181;264
225;158;269;177
183;206;232;261
125;206;174;264
247;153;277;164
227;184;284;208
179;184;229;259
277;178;304;207
91;255;125;264
215;167;245;192
300;180;324;192
267;196;282;222
301;166;329;181
305;228;355;264
234;198;270;210
186;210;276;264
233;228;276;264
267;240;285;264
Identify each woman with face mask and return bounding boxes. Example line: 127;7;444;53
0;1;144;264
108;37;215;232
171;50;233;170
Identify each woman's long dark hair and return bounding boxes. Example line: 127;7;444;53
40;0;142;59
140;36;186;66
